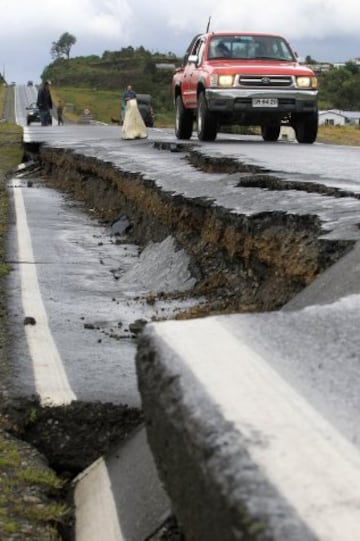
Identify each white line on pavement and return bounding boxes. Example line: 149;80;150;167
12;179;76;405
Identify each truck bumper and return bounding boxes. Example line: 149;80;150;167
205;88;318;114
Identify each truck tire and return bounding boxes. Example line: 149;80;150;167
261;125;280;142
197;92;217;141
293;112;318;144
175;95;193;139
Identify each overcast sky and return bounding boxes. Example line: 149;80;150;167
1;0;360;83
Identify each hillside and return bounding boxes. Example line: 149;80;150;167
42;47;180;121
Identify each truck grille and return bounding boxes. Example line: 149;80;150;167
238;75;293;87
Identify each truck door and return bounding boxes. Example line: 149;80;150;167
182;38;205;108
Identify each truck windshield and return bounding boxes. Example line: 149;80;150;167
208;35;295;61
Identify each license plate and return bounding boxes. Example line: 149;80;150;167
252;98;278;108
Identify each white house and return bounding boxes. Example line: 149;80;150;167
155;63;176;70
319;109;360;126
344;111;360;125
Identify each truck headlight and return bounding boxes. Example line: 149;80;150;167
296;76;318;89
218;75;234;87
209;74;234;87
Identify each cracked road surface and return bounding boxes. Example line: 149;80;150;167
7;173;198;406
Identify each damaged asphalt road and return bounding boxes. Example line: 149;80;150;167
2;124;360;540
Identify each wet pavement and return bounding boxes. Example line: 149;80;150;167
7;172;198;406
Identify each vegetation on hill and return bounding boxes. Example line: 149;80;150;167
42;46;179;123
318;62;360;110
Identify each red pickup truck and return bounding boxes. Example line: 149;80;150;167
172;32;319;143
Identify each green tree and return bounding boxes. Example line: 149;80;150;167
50;32;77;60
343;61;360;75
50;41;62;60
319;65;360;110
305;54;317;64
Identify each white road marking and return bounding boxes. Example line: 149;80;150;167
74;457;125;541
156;317;360;540
12;179;76;405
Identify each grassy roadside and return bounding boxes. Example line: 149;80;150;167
50;86;120;124
317;124;360;146
0;87;70;540
50;85;177;127
0;124;22;276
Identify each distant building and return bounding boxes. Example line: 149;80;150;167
344;111;360;125
311;63;332;73
310;59;360;71
333;58;360;69
155;63;176;70
319;109;360;126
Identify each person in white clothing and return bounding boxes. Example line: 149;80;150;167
121;90;147;140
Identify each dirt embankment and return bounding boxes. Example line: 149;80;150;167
36;144;352;317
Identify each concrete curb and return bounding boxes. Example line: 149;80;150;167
73;426;171;541
136;242;360;540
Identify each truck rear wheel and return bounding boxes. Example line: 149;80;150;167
261;125;280;142
175;95;193;139
197;92;217;141
293;112;318;144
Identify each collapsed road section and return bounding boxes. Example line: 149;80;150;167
30;142;353;315
20;131;360;540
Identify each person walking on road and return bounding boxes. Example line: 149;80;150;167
57;100;64;125
121;84;147;140
37;80;53;126
123;84;137;103
121;84;137;123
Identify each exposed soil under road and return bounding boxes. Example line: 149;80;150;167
0;394;185;540
0;141;355;540
36;144;353;315
1;397;144;477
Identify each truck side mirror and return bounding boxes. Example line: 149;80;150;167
188;55;198;64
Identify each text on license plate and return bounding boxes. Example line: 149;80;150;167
252;98;278;107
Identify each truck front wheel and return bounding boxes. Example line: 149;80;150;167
175;95;193;139
261;125;280;142
293;112;318;144
197;92;217;141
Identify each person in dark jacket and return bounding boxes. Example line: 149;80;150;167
123;84;137;103
57;100;64;125
37;80;53;126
